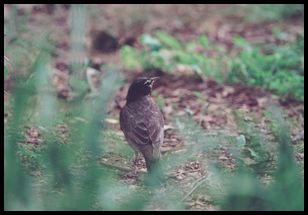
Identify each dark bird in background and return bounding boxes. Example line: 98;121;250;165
120;75;164;180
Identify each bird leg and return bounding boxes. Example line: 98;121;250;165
132;151;142;175
133;151;142;163
125;150;141;178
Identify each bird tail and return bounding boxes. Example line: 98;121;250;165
145;157;160;173
144;157;164;186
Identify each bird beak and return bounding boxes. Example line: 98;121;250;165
150;77;160;83
150;77;159;87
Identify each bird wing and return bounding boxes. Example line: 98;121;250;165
120;107;150;146
120;105;163;148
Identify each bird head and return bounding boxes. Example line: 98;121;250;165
126;76;159;102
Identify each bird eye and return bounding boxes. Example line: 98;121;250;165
144;79;152;85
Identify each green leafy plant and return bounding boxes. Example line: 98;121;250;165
120;30;304;101
121;32;225;81
229;34;304;101
155;31;182;50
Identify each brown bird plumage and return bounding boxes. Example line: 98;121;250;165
120;76;164;174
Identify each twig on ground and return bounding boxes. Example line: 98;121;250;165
100;161;148;174
100;161;133;172
182;175;208;201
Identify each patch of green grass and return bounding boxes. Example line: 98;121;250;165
17;143;44;173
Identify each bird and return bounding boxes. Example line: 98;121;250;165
120;75;164;180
